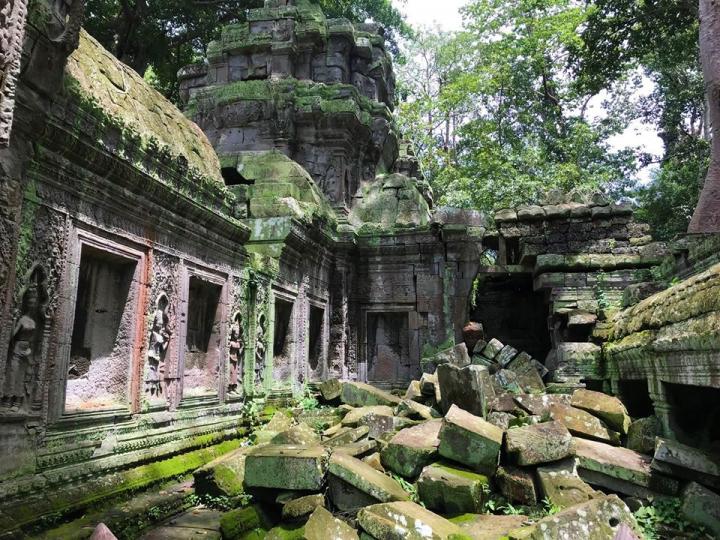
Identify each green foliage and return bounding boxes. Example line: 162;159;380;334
391;473;421;504
633;498;711;540
594;270;610;312
298;388;320;411
396;0;638;214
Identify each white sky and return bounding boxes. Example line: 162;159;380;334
392;0;663;183
394;0;468;31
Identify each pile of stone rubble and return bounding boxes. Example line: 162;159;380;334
191;337;720;539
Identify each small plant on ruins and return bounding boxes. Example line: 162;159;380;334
541;497;562;516
391;473;421;505
594;270;611;314
633;498;711;540
298;388;320;411
185;492;236;511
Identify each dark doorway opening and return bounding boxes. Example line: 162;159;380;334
618;380;654;419
308;305;324;372
665;382;720;452
273;298;295;384
470;273;550;361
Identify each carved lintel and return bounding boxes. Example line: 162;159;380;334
0;0;29;148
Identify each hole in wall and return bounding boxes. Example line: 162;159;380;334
273;298;295;384
617;380;654;418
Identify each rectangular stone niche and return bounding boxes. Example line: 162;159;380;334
308;305;324;373
367;312;410;386
273;298;295;385
65;245;138;412
183;277;223;398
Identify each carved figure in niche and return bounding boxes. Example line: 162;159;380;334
228;312;244;395
3;266;48;411
146;294;170;397
255;312;267;387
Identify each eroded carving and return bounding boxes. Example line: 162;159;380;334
145;293;170;397
227;311;244;395
2;265;47;411
255;312;267;388
0;0;29;148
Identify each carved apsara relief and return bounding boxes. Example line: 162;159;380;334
2;265;48;411
227;311;244;395
145;293;170;397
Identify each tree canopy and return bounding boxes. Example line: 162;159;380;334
395;0;708;238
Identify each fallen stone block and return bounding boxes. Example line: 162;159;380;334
266;523;305;539
571;389;631;434
437;363;495;417
496;345;519;367
319;379;342;402
219;505;273;540
271;423;321;445
404;380;423;402
463;321;485;353
450;514;527;539
574;438;679;497
487;411;515;430
495;466;537;506
417;461;489;514
334;439;377;457
507;353;546;394
254;412;295;444
548;403;621;445
341;406;394;426
507;495;642;539
395;399;441;420
194;446;251;498
420;372;439;398
381;420;441;479
324;426;370;447
328;452;410;506
514;394;571;416
362;452;385;472
244;445;328;491
493;369;523;394
536;458;597;509
553;342;602;383
297;409;345;432
358;413;416;440
626;417;658;454
281;493;325;522
481;338;505;360
505;421;573;466
341;382;402;407
357;501;465;540
680;481;720;538
652;437;720;490
305;507;359;540
438;405;503;476
89;523;117;540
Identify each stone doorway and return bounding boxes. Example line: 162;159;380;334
366;312;410;387
183;277;223;398
66;245;138;412
273;298;295;386
308;305;324;374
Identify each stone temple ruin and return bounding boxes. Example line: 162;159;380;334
0;0;719;538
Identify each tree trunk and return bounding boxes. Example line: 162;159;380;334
689;0;720;232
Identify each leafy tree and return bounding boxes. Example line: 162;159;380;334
84;0;408;102
397;0;638;212
573;0;710;237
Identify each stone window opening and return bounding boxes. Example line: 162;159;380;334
182;277;223;398
221;166;253;186
367;312;410;388
308;305;324;372
65;245;138;413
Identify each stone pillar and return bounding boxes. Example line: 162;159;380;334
648;376;674;439
328;257;349;379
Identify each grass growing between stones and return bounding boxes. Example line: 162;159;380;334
633;498;712;540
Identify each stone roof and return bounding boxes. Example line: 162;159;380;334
65;31;223;184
